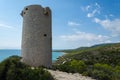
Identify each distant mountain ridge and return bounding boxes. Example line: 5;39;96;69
54;42;119;52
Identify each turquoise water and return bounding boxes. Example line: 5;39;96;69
0;50;63;62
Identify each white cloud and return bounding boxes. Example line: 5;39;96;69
86;5;91;11
109;14;114;17
0;23;14;29
81;5;91;11
95;2;100;8
58;31;111;49
94;18;120;36
87;13;93;18
68;21;80;26
81;2;101;18
87;9;99;17
87;5;100;17
60;31;109;42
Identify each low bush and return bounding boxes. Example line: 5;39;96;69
70;60;86;73
112;66;120;80
0;56;54;80
91;63;113;80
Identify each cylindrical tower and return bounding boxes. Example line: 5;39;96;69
21;5;52;68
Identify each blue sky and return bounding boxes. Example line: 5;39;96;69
0;0;120;49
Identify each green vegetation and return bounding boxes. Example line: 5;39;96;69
0;56;54;80
53;43;120;80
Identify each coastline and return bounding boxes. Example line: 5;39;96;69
62;52;68;54
0;50;63;62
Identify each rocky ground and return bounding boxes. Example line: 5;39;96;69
48;70;95;80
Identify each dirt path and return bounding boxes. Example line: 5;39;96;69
48;70;95;80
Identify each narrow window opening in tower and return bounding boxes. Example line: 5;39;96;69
23;12;25;14
44;34;47;37
26;8;28;10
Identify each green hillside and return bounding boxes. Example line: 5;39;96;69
53;43;120;80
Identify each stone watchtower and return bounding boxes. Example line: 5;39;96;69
21;5;52;68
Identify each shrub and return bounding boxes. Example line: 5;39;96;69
112;66;120;80
70;60;86;73
91;63;113;80
0;56;54;80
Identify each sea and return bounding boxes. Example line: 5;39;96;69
0;49;64;62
